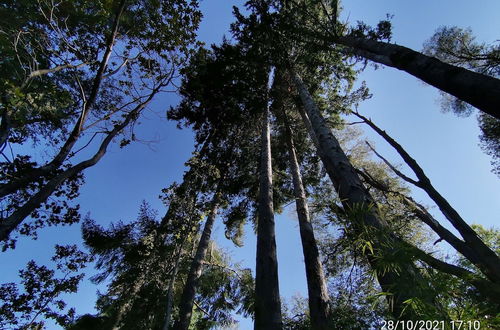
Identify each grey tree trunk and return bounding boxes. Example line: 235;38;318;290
163;247;183;330
283;113;331;329
336;36;500;120
290;70;424;318
352;111;500;284
254;105;283;330
173;194;220;330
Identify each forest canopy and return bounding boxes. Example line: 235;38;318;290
1;1;499;329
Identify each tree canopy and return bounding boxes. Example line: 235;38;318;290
1;1;499;329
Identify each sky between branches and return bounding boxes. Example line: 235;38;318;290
1;1;499;329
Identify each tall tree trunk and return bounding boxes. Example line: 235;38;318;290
254;105;282;330
290;69;427;319
353;111;500;284
282;112;331;329
111;274;147;330
163;247;183;330
335;36;500;120
173;193;221;330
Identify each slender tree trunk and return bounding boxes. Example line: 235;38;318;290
356;168;500;302
163;247;183;330
111;274;147;330
397;236;500;305
254;105;282;330
353;111;500;284
335;36;500;120
290;69;425;318
282;113;331;329
0;108;10;152
173;193;221;330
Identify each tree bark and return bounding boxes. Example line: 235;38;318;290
353;111;500;284
282;112;331;329
0;108;10;152
254;105;283;330
290;69;425;319
173;193;220;330
163;246;183;330
335;36;500;120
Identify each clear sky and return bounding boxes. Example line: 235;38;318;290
1;1;499;329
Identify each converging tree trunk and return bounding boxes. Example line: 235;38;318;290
355;168;500;304
282;112;331;329
290;69;428;318
353;111;500;284
254;104;283;330
174;193;221;330
335;36;500;120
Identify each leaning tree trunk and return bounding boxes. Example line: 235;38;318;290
290;69;428;319
355;167;500;304
353;111;500;284
282;113;331;329
173;193;221;330
254;105;283;330
335;36;500;120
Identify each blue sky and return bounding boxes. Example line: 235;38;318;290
1;1;499;329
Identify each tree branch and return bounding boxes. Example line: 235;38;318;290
364;141;419;186
353;110;500;282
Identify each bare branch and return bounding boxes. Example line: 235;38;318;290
0;82;159;242
26;62;89;80
364;141;419;186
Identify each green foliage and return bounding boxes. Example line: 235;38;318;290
478;113;500;177
423;226;500;327
189;247;255;329
79;195;255;329
0;245;92;329
1;0;202;245
1;159;84;250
